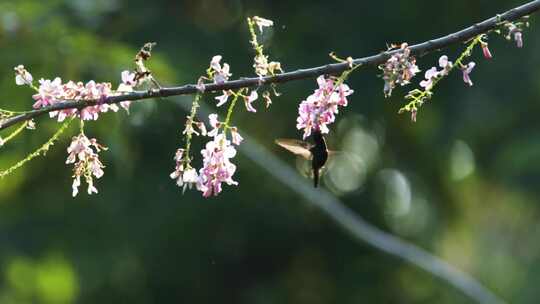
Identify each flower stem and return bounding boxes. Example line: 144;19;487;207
224;89;244;128
183;93;202;164
0;117;74;178
1;121;28;145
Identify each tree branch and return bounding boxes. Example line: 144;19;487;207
1;0;539;131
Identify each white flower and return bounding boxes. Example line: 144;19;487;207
210;55;232;84
252;16;274;32
14;65;33;86
462;62;476;86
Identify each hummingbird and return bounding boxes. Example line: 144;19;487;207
275;130;329;188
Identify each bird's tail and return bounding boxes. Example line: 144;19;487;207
313;169;319;188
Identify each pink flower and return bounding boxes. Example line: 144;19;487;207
183;118;207;137
438;55;452;75
170;148;199;191
26;68;140;123
418;55;453;90
461;62;475;86
481;43;493;59
196;77;206;93
336;83;353;106
379;43;419;97
507;23;524;48
210;55;232;84
14;65;33;86
196;121;207;136
117;70;138;112
514;31;523;48
31;76;122;122
207;113;222;137
419;67;439;90
170;149;185;180
215;90;231;107
296;75;354;139
411;109;417;122
32;77;63;108
244;90;258;112
196;133;238;197
121;70;137;86
182;168;199;185
66;134;107;197
230;127;243;145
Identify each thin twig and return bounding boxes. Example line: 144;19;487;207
1;0;539;131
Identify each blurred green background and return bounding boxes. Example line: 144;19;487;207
1;0;539;303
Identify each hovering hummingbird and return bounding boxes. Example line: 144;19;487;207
275;130;330;188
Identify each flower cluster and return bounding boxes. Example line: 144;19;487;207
247;16;283;79
197;133;239;197
379;43;420;97
15;67;138;122
170;148;199;191
171;113;242;197
253;54;283;78
207;55;234;106
183;115;207;137
419;55;453;90
204;56;260;112
209;55;232;84
296;75;354;139
401;35;486;123
66;133;107;197
418;55;476;89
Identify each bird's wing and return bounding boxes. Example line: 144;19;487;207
275;138;313;160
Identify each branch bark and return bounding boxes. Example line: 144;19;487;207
1;0;539;131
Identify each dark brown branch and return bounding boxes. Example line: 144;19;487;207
1;0;539;131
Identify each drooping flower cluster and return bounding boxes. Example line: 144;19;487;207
66;133;107;197
401;37;485;123
379;43;420;97
197;133;239;197
296;75;354;139
15;66;138;122
171;113;242;197
170;148;199;191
